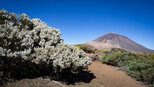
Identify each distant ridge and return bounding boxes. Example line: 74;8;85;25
84;32;154;53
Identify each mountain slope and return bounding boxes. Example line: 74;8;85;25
85;32;154;53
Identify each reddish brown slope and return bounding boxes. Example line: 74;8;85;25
85;32;154;53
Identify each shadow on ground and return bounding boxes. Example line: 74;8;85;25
0;56;95;86
52;71;96;85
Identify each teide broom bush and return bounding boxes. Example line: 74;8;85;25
0;10;91;83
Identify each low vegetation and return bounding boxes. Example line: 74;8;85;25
100;50;109;53
76;45;109;54
0;10;91;85
99;48;154;87
149;53;154;59
76;45;96;53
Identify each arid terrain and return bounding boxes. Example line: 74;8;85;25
1;1;154;87
4;61;146;87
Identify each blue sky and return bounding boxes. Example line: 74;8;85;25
1;0;154;50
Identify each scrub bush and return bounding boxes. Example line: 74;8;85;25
100;48;154;86
78;45;95;53
0;10;91;84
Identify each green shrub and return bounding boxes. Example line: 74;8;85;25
149;53;154;59
101;50;108;53
99;48;154;86
100;53;119;66
77;45;95;53
76;46;81;50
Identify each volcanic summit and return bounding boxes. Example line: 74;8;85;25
85;32;154;53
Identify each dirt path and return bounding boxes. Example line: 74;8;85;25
89;61;145;87
69;61;146;87
4;61;146;87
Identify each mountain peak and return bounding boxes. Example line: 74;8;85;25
85;33;154;53
110;32;115;34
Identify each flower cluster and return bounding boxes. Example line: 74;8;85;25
0;10;91;73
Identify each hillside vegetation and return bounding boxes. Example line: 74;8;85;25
76;45;96;53
99;48;154;87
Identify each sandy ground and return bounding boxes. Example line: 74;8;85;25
68;61;145;87
88;61;145;87
4;61;146;87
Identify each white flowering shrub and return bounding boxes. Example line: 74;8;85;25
0;10;91;83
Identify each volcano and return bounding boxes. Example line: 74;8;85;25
85;32;154;53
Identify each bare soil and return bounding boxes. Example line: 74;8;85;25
87;61;145;87
4;61;146;87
